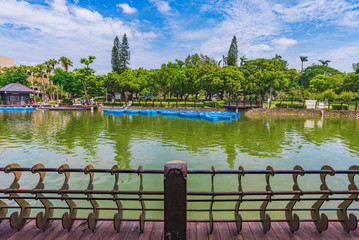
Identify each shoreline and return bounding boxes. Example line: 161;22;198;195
100;105;359;118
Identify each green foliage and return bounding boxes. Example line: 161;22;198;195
310;74;329;92
59;56;73;72
51;68;82;96
322;89;337;101
119;33;130;73
332;104;349;110
318;60;331;66
227;36;238;66
275;103;306;109
240;58;288;100
298;65;342;88
0;66;29;87
111;36;120;73
339;91;355;102
343;73;359;92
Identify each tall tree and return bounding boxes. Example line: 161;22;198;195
76;56;96;105
227;36;238;66
300;56;308;73
59;56;73;72
119;33;130;73
272;54;282;61
318;59;331;66
111;36;121;73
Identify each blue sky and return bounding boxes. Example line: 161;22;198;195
1;0;359;74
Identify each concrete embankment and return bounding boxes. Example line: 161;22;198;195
245;108;359;118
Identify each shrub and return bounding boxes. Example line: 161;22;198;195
49;101;57;104
331;104;349;110
275;103;306;109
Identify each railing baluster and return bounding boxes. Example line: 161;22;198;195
285;165;304;233
234;166;245;233
209;166;215;234
260;166;274;233
337;165;359;233
311;165;335;233
137;165;146;233
31;163;53;231
58;164;77;232
5;163;30;230
85;164;100;232
111;165;124;232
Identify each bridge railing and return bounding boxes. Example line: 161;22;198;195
1;162;359;239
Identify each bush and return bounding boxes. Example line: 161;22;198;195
49;101;57;104
331;104;349;110
275;103;306;109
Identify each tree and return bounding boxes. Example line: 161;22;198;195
111;36;121;73
59;56;73;72
75;56;96;104
51;68;82;98
340;91;355;102
298;65;341;89
239;56;247;66
322;89;337;102
309;74;329;92
119;33;130;73
300;56;308;73
226;36;238;66
318;59;331;66
352;63;359;73
272;54;282;61
343;73;359;92
35;64;46;101
240;58;288;101
0;66;29;87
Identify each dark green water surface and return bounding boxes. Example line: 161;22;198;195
0;110;358;220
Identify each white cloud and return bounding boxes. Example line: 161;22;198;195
273;0;359;27
0;0;158;72
272;38;298;51
150;0;172;15
116;3;137;14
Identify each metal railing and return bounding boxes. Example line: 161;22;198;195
1;162;359;239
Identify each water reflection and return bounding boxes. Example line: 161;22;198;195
0;111;358;171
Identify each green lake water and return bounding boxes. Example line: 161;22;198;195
0;110;358;220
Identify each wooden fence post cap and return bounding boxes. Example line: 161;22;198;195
164;161;187;179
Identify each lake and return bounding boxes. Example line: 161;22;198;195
0;110;358;220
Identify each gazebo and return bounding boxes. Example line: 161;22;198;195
0;83;34;105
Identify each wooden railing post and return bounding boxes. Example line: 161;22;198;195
164;161;187;240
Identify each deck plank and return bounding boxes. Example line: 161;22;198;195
224;222;245;240
2;220;359;239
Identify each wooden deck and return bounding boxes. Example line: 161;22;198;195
1;220;359;239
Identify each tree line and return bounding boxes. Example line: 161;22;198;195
1;35;359;104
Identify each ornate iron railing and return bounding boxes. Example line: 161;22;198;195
0;162;359;239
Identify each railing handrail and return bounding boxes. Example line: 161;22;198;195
1;162;359;238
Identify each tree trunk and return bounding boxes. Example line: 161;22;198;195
82;80;90;105
56;83;59;104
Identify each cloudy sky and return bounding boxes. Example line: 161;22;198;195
1;0;359;74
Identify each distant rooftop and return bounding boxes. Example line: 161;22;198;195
0;56;15;68
0;83;34;93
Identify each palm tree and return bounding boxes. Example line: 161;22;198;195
44;59;59;103
272;54;282;61
318;59;331;66
35;64;46;102
300;56;308;73
59;56;73;72
240;55;247;66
